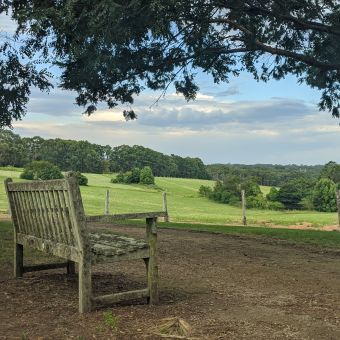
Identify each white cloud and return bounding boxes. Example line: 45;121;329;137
0;12;17;34
11;84;340;165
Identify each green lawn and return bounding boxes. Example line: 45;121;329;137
0;169;337;227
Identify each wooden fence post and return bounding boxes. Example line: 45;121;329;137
241;190;247;226
336;190;340;228
162;192;169;222
105;190;110;215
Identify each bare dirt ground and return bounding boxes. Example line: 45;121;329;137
1;225;340;339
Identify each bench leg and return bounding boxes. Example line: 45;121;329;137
146;256;159;304
67;261;76;275
146;217;159;304
14;243;23;278
79;258;92;313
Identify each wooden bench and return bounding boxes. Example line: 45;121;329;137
4;176;166;313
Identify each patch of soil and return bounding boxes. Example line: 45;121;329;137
1;225;340;339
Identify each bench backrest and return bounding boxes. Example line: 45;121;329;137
4;177;87;252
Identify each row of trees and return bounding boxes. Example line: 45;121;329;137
206;164;323;187
200;162;340;212
0;130;210;179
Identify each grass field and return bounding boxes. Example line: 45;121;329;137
0;168;337;227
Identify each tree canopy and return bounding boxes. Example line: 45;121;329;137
1;0;340;127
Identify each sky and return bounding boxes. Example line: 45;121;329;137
1;13;340;165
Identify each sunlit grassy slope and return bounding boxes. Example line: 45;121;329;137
0;169;337;227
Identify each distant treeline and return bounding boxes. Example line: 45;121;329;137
206;164;323;187
0;130;210;179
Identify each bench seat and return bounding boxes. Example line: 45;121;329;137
89;233;149;263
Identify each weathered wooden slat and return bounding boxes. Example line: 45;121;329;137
16;233;80;262
38;190;52;240
27;191;42;238
23;262;68;273
63;189;79;247
31;191;45;239
10;191;25;234
86;211;166;223
16;192;30;234
92;248;150;264
21;191;34;236
65;177;88;251
60;190;75;246
43;191;58;242
51;190;66;244
35;190;49;239
65;176;92;313
7;180;67;192
14;192;27;234
56;190;72;245
10;192;24;234
92;288;149;305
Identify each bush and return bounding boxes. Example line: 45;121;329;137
20;161;64;180
111;172;125;183
312;178;337;212
266;187;279;201
110;167;154;185
66;171;88;186
123;168;141;183
247;194;267;209
207;176;263;206
267;201;285;210
140;166;155;185
198;185;212;197
300;196;314;210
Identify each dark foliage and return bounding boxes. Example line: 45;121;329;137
207;163;322;187
200;176;268;209
312;178;337;212
20;160;63;180
0;130;210;179
1;1;340;126
111;166;155;185
276;178;315;210
319;161;340;184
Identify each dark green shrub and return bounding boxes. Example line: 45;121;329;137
140;166;155;185
124;168;141;183
198;185;212;197
111;172;125;183
20;161;63;180
247;194;267;209
277;178;315;210
266;187;279;201
312;178;337;212
267;201;285;210
300;196;314;210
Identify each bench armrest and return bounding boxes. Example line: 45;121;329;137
85;212;166;224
